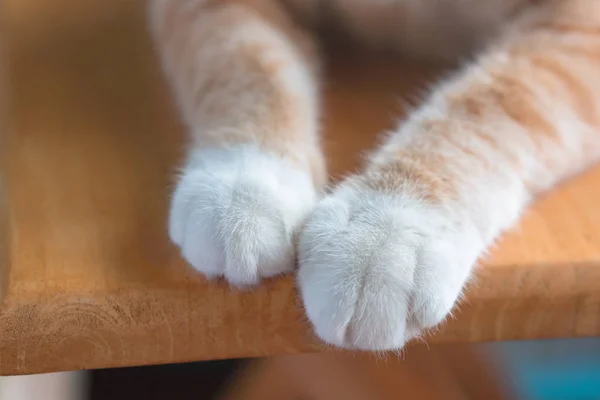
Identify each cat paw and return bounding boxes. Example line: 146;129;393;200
298;183;484;350
169;147;317;286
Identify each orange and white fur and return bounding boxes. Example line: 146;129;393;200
149;0;600;351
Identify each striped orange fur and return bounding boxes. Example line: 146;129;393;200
151;0;600;350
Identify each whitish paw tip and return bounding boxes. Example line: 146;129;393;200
170;147;317;286
298;186;481;351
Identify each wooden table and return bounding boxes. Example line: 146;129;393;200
2;0;600;376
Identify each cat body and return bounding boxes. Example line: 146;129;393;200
149;0;600;350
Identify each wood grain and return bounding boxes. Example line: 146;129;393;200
1;0;599;376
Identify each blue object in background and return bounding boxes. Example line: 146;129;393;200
482;338;600;400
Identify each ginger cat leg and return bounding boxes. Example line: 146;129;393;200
150;0;325;286
298;0;600;350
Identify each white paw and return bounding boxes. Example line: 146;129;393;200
298;183;484;350
170;146;317;286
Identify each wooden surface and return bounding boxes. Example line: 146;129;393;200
0;9;10;305
1;0;600;376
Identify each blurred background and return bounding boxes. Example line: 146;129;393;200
3;338;600;399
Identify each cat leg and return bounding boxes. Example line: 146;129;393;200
298;0;600;350
150;0;325;286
